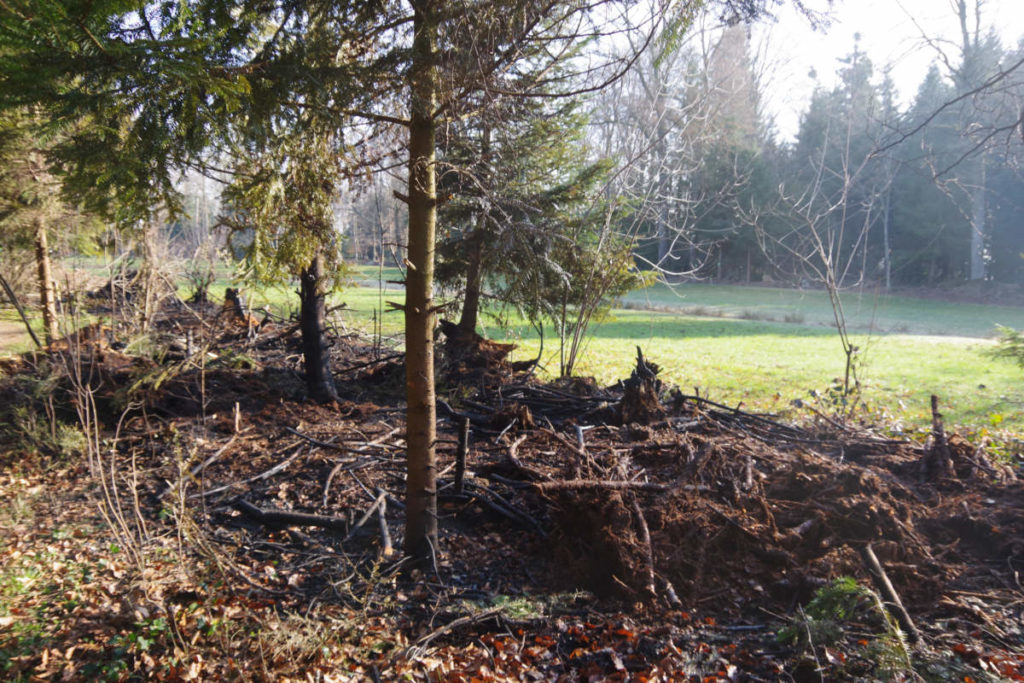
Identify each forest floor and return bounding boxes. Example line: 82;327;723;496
1;294;1023;682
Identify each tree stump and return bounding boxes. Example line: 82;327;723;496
616;347;665;425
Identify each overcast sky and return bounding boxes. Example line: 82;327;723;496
754;0;1024;140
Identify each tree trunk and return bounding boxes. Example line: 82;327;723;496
969;161;986;281
457;125;490;336
33;217;58;344
457;226;485;335
404;0;440;563
299;251;339;403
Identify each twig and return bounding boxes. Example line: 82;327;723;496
531;479;670;493
157;435;237;500
860;543;921;645
455;417;470;495
193;443;306;498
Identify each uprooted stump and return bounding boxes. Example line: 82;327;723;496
440;319;516;367
615;346;665;425
536;417;1024;611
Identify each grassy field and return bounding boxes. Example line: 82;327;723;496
321;277;1021;435
3;261;1022;434
620;281;1024;337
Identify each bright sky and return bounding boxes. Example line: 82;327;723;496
755;0;1024;141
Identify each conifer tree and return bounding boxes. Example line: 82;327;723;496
436;96;615;338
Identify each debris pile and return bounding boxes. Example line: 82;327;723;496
2;294;1023;680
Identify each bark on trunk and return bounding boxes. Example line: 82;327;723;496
457;229;484;335
457;126;489;336
404;0;440;563
969;162;986;281
33;217;58;344
299;251;339;403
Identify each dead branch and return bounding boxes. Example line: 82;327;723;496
460;481;546;536
194;442;307;499
630;497;657;599
231;498;348;533
860;543;922;645
531;480;670;493
455;417;470;494
377;494;394;556
922;395;954;481
409;606;505;652
503;434;546;481
347;491;388;540
336;352;404;375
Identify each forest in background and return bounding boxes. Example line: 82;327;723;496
5;1;1021;310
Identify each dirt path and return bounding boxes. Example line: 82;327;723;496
0;319;30;354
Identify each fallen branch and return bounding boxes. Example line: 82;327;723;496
531;479;670;493
194;442;306;499
377;494;394;556
231;498;348;533
860;543;921;645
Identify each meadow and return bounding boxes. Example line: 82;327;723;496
330;272;1024;435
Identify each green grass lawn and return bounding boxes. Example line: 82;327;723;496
325;276;1022;435
508;311;1020;436
620;281;1024;337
